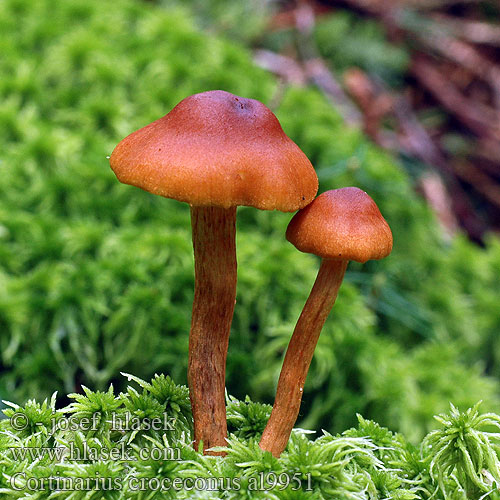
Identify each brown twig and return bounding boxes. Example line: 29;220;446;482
430;14;500;47
295;2;364;125
254;49;307;85
343;65;482;237
391;93;485;238
343;67;393;141
411;55;500;140
411;28;500;109
397;0;483;9
418;172;459;238
330;0;483;10
473;139;500;175
304;59;363;125
393;91;500;225
261;0;500;236
256;3;363;125
452;161;500;210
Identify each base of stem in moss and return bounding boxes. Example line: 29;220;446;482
188;205;237;455
259;258;348;457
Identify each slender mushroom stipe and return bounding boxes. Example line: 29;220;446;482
260;187;393;457
259;258;347;457
109;90;318;454
189;205;237;452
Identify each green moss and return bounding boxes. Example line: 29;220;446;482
1;374;500;499
313;10;410;86
1;0;500;447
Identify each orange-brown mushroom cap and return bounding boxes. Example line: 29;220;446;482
109;90;318;211
286;187;393;263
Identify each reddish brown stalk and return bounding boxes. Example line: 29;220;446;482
189;205;237;455
260;258;348;457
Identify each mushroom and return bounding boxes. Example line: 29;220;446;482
109;90;318;454
259;187;393;457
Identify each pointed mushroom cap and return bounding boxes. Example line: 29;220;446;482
286;187;393;263
109;90;318;211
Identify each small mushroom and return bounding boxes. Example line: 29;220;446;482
109;90;318;454
259;187;393;457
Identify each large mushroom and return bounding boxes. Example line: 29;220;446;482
259;187;393;457
109;90;318;454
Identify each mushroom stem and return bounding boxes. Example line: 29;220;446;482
189;205;237;455
259;258;348;457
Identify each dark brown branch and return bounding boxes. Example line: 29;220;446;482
412;29;500;108
343;67;393;141
391;93;484;237
294;3;363;125
254;50;307;85
304;59;363;125
453;161;500;210
430;14;500;47
411;55;500;140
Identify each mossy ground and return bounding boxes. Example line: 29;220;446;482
1;1;500;497
2;373;500;499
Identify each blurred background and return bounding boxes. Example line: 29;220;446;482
0;0;499;443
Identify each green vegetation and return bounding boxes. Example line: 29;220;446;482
1;0;500;467
313;11;409;86
1;374;500;499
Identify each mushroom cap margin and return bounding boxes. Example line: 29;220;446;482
110;90;318;211
286;187;393;262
